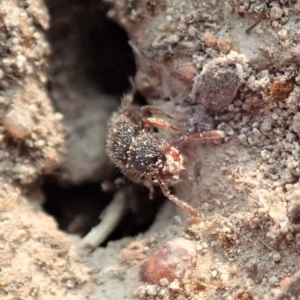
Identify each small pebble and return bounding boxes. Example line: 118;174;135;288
277;28;288;40
166;15;173;22
145;285;157;296
165;34;179;44
220;273;229;282
188;25;198;37
203;31;217;47
260;118;273;133
270;6;283;20
180;65;197;83
168;280;180;291
272;252;281;263
0;96;8;106
217;37;233;54
140;238;196;285
159;278;169;286
3;107;34;139
211;270;218;278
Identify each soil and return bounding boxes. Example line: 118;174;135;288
1;0;300;299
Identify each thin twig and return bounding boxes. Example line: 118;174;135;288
246;19;262;34
257;236;276;252
81;190;127;249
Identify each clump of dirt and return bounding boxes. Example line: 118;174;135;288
190;52;246;111
0;0;66;186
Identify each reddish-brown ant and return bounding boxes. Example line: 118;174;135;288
106;94;224;224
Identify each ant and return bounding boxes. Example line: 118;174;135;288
106;94;224;224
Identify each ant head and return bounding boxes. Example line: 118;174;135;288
160;146;184;182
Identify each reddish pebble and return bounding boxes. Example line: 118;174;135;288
280;276;291;289
140;238;197;285
203;31;217;47
180;65;197;84
188;25;198;37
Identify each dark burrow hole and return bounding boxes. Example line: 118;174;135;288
41;0;165;245
44;0;136;96
42;177;165;246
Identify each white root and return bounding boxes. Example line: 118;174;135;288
81;190;127;249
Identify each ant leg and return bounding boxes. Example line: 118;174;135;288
171;130;225;147
158;179;201;224
144;177;155;199
141;105;175;119
125;171;155;199
142;117;182;133
120;93;134;110
141;105;184;132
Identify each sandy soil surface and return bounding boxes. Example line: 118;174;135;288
1;0;300;299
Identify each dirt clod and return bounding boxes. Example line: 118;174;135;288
3;107;34;139
190;52;246;111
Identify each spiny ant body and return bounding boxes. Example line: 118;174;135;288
106;94;224;224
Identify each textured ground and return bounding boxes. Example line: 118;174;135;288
1;0;300;299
